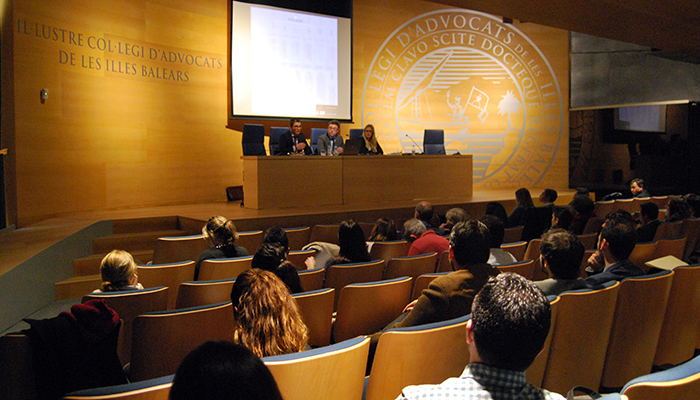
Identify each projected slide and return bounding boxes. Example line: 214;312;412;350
231;2;351;120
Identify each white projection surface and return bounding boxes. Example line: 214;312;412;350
231;2;352;120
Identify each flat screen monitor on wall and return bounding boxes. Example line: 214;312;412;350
613;105;667;133
230;0;353;121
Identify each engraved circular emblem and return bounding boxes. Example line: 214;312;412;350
361;9;564;188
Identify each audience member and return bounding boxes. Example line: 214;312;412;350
683;193;700;218
277;118;312;155
263;226;289;254
367;218;398;242
584;218;644;288
94;250;143;292
415;200;445;235
569;194;596;234
636;202;661;242
230;269;309;357
665;198;692;222
195;216;249;280
535;229;587;296
479;215;517;266
397;273;564;400
440;207;469;234
404;218;449;257
507;187;535;227
551;206;574;231
539;188;558;208
251;243;304;293
317;119;344;155
630;178;650;198
484;201;508;225
358;124;384;155
169;341;283;400
306;220;371;269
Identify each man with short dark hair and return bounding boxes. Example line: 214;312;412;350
277;118;312;155
636;202;661;242
479;214;517;266
535;229;587;296
415;200;445;235
585;218;645;288
539;188;558;207
397;273;565;400
630;178;649;198
317;119;344;155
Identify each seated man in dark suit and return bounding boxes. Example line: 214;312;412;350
585;218;645;288
535;229;587;296
636;202;661;242
397;273;565;400
630;178;650;198
277;118;312;155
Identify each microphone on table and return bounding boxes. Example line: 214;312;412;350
405;135;423;154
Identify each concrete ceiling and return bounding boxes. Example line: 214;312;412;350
425;0;700;59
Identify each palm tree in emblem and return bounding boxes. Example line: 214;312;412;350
498;90;521;130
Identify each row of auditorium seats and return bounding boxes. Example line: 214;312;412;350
241;123;447;155
5;263;700;400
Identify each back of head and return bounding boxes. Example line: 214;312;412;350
415;201;434;222
570;195;595;214
263;226;289;253
478;214;505;248
338;220;370;262
540;229;584;279
683;193;700;218
515;188;534;208
368;218;398;242
471;273;551;371
543;188;558;203
552;206;574;230
252;243;286;272
230;269;308;357
203;216;238;246
273;261;304;294
484;202;508;225
640;202;659;220
403;218;427;242
449;220;491;266
600;218;637;261
170;340;283;400
605;209;635;225
100;250;137;292
666;198;692;222
445;208;470;226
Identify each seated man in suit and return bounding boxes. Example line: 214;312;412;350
415;200;445;235
277;118;312;155
316;119;344;155
585;217;645;288
535;229;587;296
539;188;558;208
397;273;565;400
636;202;661;242
630;178;650;198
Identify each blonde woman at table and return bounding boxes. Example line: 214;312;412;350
358;124;384;155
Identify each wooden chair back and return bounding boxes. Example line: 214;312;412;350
136;261;196;309
526;296;560;388
323;259;386;310
628;241;659;272
582;216;606;234
358;221;376;240
175;278;236;309
681;219;700;261
654;236;687;261
577;232;599;250
287;249;316;269
524;239;546;280
383;252;438;283
580;249;597;278
129;302;234;382
501;241;527;261
297;267;325;292
309;224;341;244
369;240;410;263
541;281;620;395
649;196;669;209
436;250;452;273
621;355;700;400
601;271;674;389
332;277;412;343
594;200;616;217
503;225;524;244
366;315;470;400
63;375;173;400
615;198;636;213
0;333;36;400
653;221;683;241
284;226;311;250
497;259;536;280
151;234;208;265
654;264;700;366
197;256;253;281
293;288;335;347
411;272;450;301
235;230;264;254
82;287;169;365
262;337;370;400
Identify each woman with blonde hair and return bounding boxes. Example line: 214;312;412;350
230;269;309;358
358;124;384;155
195;216;249;280
95;250;143;292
